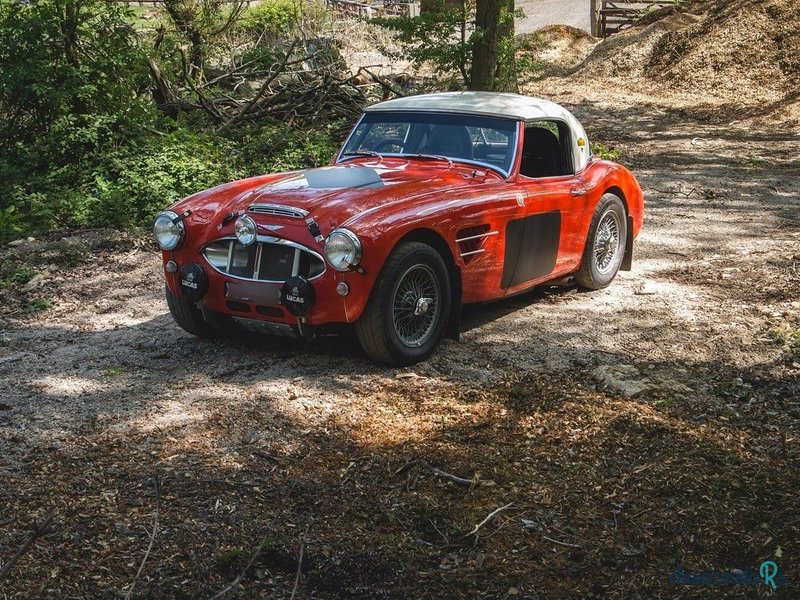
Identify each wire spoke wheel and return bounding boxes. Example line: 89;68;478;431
391;264;441;348
356;241;451;365
593;209;621;274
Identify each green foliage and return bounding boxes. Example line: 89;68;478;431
242;0;301;36
0;0;150;149
104;365;126;377
374;2;474;87
592;142;622;161
716;377;754;403
90;130;240;227
0;206;24;243
0;259;34;291
1;123;338;240
26;298;53;313
515;33;544;80
0;0;150;240
228;123;340;175
770;322;800;358
0;0;341;243
161;0;249;77
376;1;525;90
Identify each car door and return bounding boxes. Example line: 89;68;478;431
501;121;588;293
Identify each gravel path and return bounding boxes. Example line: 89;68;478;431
1;94;798;597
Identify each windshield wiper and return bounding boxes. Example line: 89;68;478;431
403;153;454;168
341;150;383;160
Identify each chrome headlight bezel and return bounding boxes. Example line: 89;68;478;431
153;210;185;251
324;228;362;272
234;214;258;246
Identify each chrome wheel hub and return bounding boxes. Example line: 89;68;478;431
392;265;440;347
414;297;432;316
594;210;621;274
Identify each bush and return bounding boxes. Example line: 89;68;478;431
242;0;302;36
0;0;342;243
0;0;150;151
91;130;240;227
0;0;151;240
228;123;340;175
0;121;339;240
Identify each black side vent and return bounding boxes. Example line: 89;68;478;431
455;224;497;264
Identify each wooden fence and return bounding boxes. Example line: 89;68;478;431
590;0;679;37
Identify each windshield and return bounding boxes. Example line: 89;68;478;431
339;111;519;176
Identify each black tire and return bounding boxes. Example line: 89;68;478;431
576;193;628;290
165;285;224;338
355;242;452;366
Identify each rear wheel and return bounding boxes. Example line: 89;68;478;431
356;242;451;366
165;285;225;338
576;194;628;290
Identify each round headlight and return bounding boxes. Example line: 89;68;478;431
324;228;362;272
153;211;184;250
234;215;257;246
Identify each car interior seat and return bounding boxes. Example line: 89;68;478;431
421;124;474;160
520;127;563;177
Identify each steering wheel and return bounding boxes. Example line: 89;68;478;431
374;138;405;153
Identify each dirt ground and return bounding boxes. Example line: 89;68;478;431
2;41;800;600
515;0;591;35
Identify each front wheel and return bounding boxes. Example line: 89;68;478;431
355;242;451;366
165;285;225;338
576;194;628;290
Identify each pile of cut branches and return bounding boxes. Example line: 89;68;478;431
149;36;407;132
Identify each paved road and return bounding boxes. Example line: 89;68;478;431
516;0;591;34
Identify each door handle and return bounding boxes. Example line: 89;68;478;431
571;187;587;196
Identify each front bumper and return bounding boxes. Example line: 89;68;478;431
163;242;353;330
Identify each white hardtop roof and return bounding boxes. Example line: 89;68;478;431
365;91;575;123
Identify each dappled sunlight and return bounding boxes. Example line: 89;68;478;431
28;374;110;399
1;0;798;594
129;397;211;435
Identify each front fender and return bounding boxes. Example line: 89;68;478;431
337;183;519;321
336;220;461;324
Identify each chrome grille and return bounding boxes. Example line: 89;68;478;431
248;203;309;219
202;236;325;283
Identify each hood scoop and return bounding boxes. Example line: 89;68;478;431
305;166;384;189
257;166;385;195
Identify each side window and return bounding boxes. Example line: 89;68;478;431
519;121;573;178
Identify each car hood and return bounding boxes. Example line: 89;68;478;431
173;161;499;234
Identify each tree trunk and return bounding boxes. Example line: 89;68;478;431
470;0;517;92
163;0;205;79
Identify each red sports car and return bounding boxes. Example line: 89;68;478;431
154;92;644;365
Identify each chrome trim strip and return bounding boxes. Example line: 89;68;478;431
248;203;309;219
252;243;263;280
460;249;486;257
291;248;301;276
455;231;499;243
201;236;326;283
225;240;234;272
